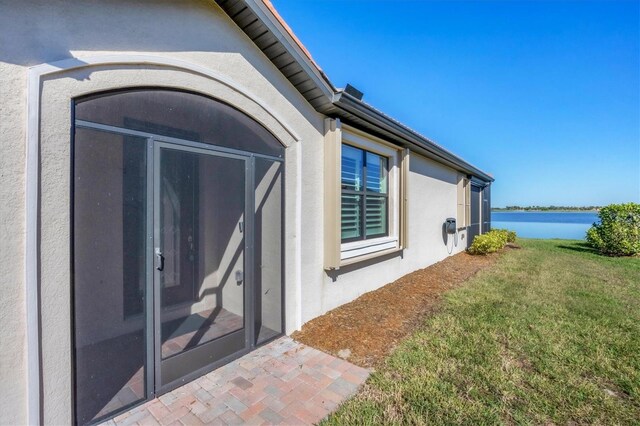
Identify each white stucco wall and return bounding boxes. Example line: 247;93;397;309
303;152;468;323
0;0;323;423
0;47;30;426
0;0;477;424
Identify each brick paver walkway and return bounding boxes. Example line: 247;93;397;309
102;337;370;425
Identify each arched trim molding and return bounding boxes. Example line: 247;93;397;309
25;54;302;425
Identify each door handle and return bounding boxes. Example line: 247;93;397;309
155;248;164;271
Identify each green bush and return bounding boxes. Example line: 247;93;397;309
586;203;640;256
492;228;517;243
468;229;512;255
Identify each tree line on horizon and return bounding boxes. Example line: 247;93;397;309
492;205;601;211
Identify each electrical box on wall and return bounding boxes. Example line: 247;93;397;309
445;218;457;234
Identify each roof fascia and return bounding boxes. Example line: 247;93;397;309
334;91;494;182
243;0;336;100
220;1;493;182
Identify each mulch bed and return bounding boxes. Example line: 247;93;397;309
292;251;503;368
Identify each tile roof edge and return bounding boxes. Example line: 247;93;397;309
261;0;336;91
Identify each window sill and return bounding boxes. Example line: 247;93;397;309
341;236;399;261
340;246;403;267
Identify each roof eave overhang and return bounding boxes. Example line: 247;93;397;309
217;0;494;183
246;0;336;94
216;0;335;109
331;92;495;183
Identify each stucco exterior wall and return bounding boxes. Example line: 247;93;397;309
0;0;323;423
305;152;468;323
0;60;28;426
1;0;478;424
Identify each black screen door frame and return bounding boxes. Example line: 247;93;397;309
151;139;255;394
73;118;286;425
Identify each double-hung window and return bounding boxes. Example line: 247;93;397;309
341;145;389;242
324;123;405;268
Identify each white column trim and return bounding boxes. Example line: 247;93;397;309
24;53;303;425
25;56;42;426
294;139;303;331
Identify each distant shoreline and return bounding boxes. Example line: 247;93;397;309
492;208;599;213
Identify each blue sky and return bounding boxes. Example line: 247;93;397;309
272;0;640;207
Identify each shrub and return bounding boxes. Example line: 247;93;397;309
492;228;517;243
586;203;640;256
468;229;511;255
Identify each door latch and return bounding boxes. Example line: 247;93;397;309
235;270;243;284
155;248;164;271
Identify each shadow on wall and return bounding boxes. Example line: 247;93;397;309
441;222;449;246
409;154;458;186
327;153;461;280
1;0;245;66
325;250;404;282
1;0;321;125
441;222;465;253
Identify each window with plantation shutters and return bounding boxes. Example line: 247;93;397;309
324;124;404;268
341;144;389;242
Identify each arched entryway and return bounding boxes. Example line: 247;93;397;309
72;89;284;424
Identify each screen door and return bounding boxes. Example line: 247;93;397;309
74;88;286;424
154;142;250;389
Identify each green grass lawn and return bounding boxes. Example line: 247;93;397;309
324;239;640;425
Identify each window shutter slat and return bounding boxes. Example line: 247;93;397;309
341;194;362;240
340;140;393;245
365;195;387;237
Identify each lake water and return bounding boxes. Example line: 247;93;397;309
491;211;599;240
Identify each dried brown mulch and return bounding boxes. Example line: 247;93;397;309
292;251;502;368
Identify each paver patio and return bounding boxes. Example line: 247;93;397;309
101;337;370;425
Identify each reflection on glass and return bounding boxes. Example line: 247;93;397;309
74;128;147;424
341;193;362;240
365;152;388;193
341;144;363;191
159;149;246;360
341;144;390;242
365;196;387;237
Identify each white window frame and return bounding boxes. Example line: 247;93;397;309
340;128;401;261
